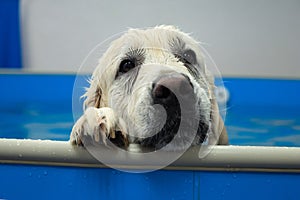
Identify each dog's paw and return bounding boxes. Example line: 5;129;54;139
70;107;129;148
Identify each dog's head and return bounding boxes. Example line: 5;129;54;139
84;25;228;150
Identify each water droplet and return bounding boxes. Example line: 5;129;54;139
28;172;32;177
44;171;48;176
18;154;23;158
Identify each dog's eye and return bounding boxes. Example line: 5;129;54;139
183;49;197;65
118;59;136;74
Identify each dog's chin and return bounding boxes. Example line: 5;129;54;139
137;106;209;151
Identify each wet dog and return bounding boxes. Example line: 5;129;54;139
70;25;228;151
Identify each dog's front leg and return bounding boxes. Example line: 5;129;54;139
70;107;129;148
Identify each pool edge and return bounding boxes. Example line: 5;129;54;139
0;138;299;173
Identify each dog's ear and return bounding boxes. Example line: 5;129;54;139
94;87;102;108
83;84;103;110
210;97;229;145
206;72;228;145
217;117;228;145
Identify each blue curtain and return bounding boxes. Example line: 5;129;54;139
0;0;22;68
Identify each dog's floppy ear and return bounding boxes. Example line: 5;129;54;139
206;72;228;145
94;87;102;108
210;96;228;145
83;82;103;110
217;117;228;145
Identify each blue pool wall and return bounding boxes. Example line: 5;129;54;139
0;0;22;69
1;164;300;200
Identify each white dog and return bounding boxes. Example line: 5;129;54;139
70;25;228;151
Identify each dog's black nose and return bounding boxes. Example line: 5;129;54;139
152;74;193;105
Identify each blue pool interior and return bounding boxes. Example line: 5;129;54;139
0;164;299;200
0;73;299;147
0;73;300;200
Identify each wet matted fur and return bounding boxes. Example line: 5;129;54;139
70;25;228;151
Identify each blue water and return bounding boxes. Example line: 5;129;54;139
226;105;300;147
0;102;73;141
0;102;299;147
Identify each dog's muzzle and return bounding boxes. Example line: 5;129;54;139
138;73;208;150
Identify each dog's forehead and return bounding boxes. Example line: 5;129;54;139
120;26;198;51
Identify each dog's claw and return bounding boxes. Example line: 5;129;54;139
70;107;128;148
